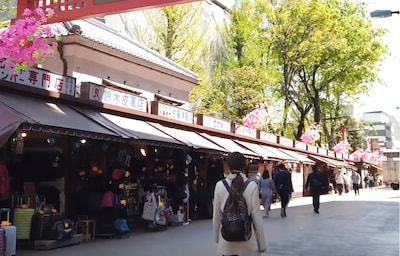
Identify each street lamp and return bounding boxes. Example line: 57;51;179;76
370;10;400;18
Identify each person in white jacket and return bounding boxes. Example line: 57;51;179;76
335;170;346;196
213;152;267;256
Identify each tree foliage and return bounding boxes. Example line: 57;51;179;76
132;0;386;152
263;0;386;144
191;0;279;123
0;0;16;28
131;2;209;76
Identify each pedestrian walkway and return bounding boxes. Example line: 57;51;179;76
268;186;399;210
17;187;399;256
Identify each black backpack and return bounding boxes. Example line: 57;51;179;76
221;179;252;242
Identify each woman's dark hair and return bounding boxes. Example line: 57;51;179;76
278;163;286;170
226;152;246;209
262;171;270;179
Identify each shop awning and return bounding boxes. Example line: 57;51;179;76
234;140;280;160
149;123;227;152
308;155;347;168
260;145;298;162
0;92;122;142
279;148;315;164
77;110;186;147
199;133;260;158
0;102;26;148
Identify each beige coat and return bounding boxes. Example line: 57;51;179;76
213;173;267;256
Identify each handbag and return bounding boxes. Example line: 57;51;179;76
142;193;157;221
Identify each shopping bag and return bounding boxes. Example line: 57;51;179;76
142;193;157;221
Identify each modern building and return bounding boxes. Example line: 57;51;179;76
363;111;400;150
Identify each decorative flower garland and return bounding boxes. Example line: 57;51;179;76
332;140;350;154
0;8;62;73
300;123;320;144
350;150;387;165
243;103;269;130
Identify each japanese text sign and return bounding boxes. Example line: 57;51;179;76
157;102;193;124
201;115;231;132
88;83;147;112
0;61;76;96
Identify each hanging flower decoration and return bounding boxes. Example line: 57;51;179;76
243;103;268;130
332;140;350;154
351;149;363;161
300;123;320;144
0;8;62;73
350;150;387;165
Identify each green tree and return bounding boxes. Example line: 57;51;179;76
191;0;279;122
131;2;209;75
264;0;386;141
0;0;16;28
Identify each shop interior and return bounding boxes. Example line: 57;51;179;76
0;130;228;244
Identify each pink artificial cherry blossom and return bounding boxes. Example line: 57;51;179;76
300;123;320;144
332;140;350;154
243;103;269;130
0;8;61;73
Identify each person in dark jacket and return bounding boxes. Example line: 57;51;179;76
273;163;294;217
305;165;327;214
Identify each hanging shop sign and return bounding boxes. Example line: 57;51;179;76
0;61;76;96
235;125;257;138
294;141;307;150
196;114;232;132
307;145;318;153
151;101;194;124
259;131;277;143
80;82;147;112
278;136;293;147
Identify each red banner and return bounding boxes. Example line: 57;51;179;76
17;0;200;24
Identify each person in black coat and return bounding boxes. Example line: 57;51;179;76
273;163;294;217
305;165;327;214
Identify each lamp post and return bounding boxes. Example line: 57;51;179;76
370;9;400;18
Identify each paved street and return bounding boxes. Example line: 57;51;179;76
18;188;399;256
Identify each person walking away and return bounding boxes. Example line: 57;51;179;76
260;171;276;217
351;170;361;195
213;152;266;256
335;171;346;196
273;163;294;218
368;174;375;189
363;175;369;189
305;165;326;214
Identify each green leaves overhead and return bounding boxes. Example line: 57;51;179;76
263;0;386;144
133;0;386;150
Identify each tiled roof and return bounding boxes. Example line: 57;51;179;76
56;19;199;81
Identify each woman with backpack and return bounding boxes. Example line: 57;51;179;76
212;152;267;256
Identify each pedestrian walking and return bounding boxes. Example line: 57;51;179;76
364;175;369;189
273;163;294;218
305;165;326;214
368;174;375;189
351;170;361;195
212;152;266;256
260;171;276;217
335;170;346;196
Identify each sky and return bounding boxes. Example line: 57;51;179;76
355;0;400;119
